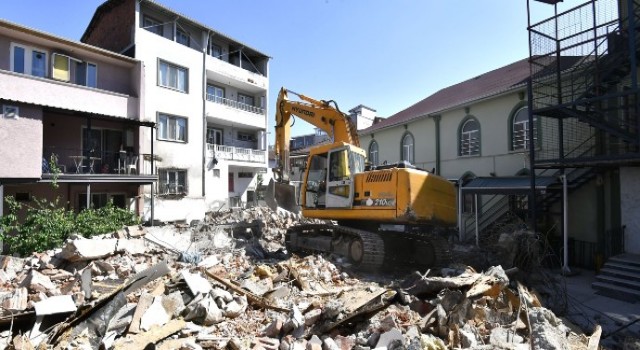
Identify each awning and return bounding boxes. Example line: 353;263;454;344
462;176;559;194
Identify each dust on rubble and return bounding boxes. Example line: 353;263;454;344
0;206;606;349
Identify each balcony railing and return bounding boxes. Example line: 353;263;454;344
207;144;266;163
42;147;150;175
206;94;265;115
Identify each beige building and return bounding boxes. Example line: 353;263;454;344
360;0;640;273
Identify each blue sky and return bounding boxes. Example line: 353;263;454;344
0;0;583;142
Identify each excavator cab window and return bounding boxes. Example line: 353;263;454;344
304;153;328;208
329;150;350;181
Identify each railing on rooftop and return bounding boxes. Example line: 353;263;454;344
206;94;265;115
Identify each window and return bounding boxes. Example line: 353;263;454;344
52;53;71;81
86;63;98;88
3;105;19;119
237;132;255;142
77;193;126;210
176;27;190;46
74;62;98;87
206;85;224;103
459;118;480;156
158;60;187;92
206;128;223;145
368;140;379;166
208;42;222;58
213;169;221;178
158;113;187;142
159;169;187;195
143;15;163;36
11;43;47;77
238;172;254;178
238;93;254;107
512;107;537;151
401;132;414;163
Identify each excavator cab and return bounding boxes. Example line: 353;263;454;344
301;143;365;210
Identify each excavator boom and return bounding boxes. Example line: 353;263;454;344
270;88;360;213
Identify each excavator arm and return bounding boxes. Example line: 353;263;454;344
268;87;360;213
273;87;359;183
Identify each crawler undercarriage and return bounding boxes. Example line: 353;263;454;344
285;223;451;271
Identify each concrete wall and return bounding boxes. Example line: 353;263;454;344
620;167;640;254
361;92;528;178
0;102;42;179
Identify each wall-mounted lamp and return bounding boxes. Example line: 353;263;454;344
464;107;470;114
518;91;525;100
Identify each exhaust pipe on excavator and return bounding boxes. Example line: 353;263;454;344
265;179;300;214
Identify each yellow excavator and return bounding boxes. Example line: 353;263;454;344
267;87;457;270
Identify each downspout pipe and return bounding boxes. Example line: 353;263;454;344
433;114;441;175
202;31;211;198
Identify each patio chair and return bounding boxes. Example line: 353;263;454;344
126;155;138;174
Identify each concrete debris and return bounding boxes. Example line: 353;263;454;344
0;206;600;349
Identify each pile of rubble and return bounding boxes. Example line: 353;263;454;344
0;207;601;349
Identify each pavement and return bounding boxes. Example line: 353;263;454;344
562;268;640;349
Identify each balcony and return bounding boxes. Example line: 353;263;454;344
205;56;268;93
206;94;265;115
42;147;157;179
0;70;138;119
207;144;266;164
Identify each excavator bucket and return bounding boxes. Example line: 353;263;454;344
265;179;299;214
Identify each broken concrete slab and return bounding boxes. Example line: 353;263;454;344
60;238;118;262
116;239;148;255
140;296;171;331
376;328;404;349
19;270;56;293
33;295;77;315
182;270;212;295
128;293;154;334
0;287;28;312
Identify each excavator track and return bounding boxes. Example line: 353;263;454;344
285;224;451;272
285;224;385;271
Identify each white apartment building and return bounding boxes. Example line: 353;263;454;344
81;0;270;222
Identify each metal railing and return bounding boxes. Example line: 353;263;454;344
42;147;146;175
207;144;266;163
206;94;265;115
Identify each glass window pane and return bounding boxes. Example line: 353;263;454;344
159;62;167;86
13;46;25;73
32;51;46;77
87;63;97;88
168;117;176;139
76;62;87;85
159;115;168;139
177;118;186;141
53;54;70;81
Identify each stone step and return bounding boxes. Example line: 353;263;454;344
595;274;640;290
591;281;640;302
604;262;640;273
599;267;640;282
609;254;640;268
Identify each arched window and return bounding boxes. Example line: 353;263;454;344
511;107;537;150
459;118;480;156
368;140;379;166
401;132;414;163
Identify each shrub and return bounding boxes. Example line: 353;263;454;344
0;196;140;256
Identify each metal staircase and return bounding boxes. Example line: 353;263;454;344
529;0;640;168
